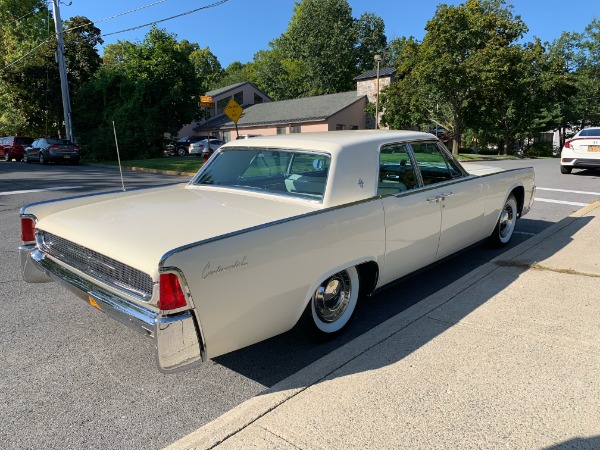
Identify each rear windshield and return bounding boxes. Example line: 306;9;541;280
47;138;71;145
15;137;34;144
579;129;600;137
193;148;331;202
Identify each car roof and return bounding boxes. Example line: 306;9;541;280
222;130;436;155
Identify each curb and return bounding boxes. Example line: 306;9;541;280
167;200;600;450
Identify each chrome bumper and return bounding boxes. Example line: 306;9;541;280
19;244;205;372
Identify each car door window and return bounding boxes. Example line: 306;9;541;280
411;141;461;186
378;144;418;195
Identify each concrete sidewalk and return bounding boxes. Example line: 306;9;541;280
168;202;600;450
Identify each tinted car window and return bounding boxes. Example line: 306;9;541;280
47;138;71;145
579;128;600;137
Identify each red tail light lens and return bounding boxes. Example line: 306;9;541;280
21;217;36;242
158;273;187;311
564;140;572;149
74;145;80;151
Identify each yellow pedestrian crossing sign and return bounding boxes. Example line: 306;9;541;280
224;98;243;123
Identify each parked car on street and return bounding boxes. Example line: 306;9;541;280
20;130;535;372
560;127;600;174
189;138;225;160
2;136;34;161
171;135;210;156
24;138;80;165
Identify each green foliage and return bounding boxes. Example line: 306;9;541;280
355;13;387;73
525;142;553;157
73;28;198;160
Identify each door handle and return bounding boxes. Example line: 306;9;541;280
427;196;442;203
439;191;454;197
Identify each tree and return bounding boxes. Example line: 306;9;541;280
417;0;528;154
355;12;387;73
73;27;198;160
279;0;357;96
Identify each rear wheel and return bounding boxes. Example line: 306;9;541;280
177;147;187;157
39;152;48;165
560;165;572;174
300;266;360;342
488;195;517;247
4;152;9;161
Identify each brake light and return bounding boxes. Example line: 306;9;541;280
21;217;36;242
564;140;572;149
73;145;80;151
158;273;187;310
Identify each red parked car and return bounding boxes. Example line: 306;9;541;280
1;136;34;161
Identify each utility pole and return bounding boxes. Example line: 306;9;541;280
51;0;73;142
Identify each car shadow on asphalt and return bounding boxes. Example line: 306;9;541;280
214;216;579;389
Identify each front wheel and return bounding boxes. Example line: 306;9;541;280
4;152;9;161
176;147;187;157
488;195;518;247
23;153;29;163
39;152;48;165
300;266;360;342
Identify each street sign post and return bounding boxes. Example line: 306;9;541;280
224;98;243;138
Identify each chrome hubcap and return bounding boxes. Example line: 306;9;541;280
314;272;351;323
499;204;514;238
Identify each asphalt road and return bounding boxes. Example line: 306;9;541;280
1;158;598;449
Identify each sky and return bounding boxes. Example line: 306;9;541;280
59;0;600;68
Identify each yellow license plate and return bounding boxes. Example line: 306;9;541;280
63;155;70;158
588;146;600;152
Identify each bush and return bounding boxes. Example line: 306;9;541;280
525;142;553;158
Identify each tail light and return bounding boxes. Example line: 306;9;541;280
49;145;59;150
21;217;36;242
158;273;187;311
73;145;80;151
563;140;572;149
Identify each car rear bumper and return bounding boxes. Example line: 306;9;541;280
19;244;206;372
561;157;600;168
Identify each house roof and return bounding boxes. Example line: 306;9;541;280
205;81;270;101
197;91;367;130
353;67;396;81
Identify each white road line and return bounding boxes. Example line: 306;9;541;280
0;186;82;196
537;187;600;196
535;198;587;207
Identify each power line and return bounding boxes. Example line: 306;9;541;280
103;0;229;37
0;0;230;70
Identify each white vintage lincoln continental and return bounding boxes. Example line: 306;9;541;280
20;131;535;372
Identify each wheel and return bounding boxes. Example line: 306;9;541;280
4;152;9;162
488;195;518;247
23;153;29;163
176;147;187;157
300;266;360;342
39;152;48;165
560;165;572;174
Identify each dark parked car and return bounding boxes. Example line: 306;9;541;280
24;138;80;165
2;136;34;161
171;135;210;156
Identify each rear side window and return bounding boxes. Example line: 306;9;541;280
378;144;418;195
410;141;462;186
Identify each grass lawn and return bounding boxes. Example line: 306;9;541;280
99;156;204;173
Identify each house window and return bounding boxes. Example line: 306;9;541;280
217;97;230;115
254;93;263;104
234;91;243;105
290;125;301;133
336;124;346;130
277;127;287;134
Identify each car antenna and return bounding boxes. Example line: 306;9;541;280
112;121;126;191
